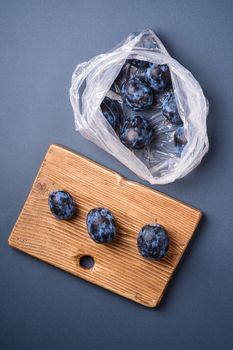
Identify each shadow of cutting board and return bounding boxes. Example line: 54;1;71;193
8;144;202;307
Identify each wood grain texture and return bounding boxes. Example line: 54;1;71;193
8;144;202;307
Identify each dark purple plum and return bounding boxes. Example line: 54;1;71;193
100;97;122;131
120;115;153;150
174;126;187;157
127;59;150;69
162;91;183;125
48;190;76;220
137;224;169;259
86;208;116;244
145;63;171;91
121;77;154;110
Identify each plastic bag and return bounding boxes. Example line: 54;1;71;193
70;29;209;185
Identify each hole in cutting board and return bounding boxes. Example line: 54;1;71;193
79;255;95;269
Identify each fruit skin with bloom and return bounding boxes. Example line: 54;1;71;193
100;97;122;131
121;77;154;111
137;224;169;259
162;91;183;126
48;190;76;220
120;115;153;150
145;63;171;91
174;126;187;157
86;208;116;244
127;59;150;69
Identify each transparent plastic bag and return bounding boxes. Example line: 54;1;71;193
70;29;209;184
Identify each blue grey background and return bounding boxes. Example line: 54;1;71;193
0;1;233;349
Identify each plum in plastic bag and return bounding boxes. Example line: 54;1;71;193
70;29;209;185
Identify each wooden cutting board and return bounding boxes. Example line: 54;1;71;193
8;144;202;307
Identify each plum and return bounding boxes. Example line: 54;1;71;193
121;77;154;110
48;191;76;220
137;224;169;259
162;91;183;125
101;97;122;131
145;63;171;91
120;115;153;150
86;208;116;244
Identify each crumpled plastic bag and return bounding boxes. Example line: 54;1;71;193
70;29;209;184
